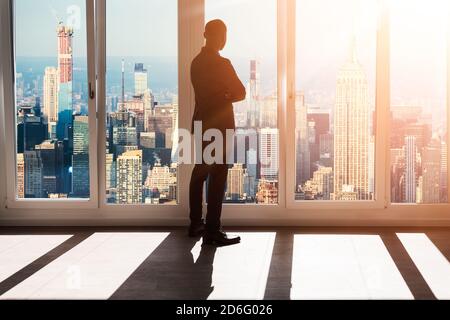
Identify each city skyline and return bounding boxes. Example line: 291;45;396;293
14;0;448;204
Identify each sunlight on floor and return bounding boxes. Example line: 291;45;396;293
0;235;73;283
1;231;449;300
0;232;169;300
397;233;450;300
290;234;413;300
191;232;276;300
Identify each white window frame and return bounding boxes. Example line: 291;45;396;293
0;0;449;226
0;0;98;210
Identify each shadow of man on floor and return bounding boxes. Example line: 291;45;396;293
110;231;217;300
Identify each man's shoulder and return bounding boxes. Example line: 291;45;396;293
193;51;230;63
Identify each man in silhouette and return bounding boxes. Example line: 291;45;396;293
189;20;246;246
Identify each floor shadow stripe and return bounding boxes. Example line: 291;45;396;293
263;232;294;300
380;232;436;300
0;232;93;296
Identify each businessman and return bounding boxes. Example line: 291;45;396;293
189;20;246;246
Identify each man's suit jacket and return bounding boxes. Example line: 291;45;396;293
190;47;246;134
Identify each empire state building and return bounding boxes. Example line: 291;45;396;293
333;38;370;200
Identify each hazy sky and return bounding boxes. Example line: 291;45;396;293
15;0;449;111
15;0;178;57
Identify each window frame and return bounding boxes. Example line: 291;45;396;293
1;0;98;209
0;0;449;225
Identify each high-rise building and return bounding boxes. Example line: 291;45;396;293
260;95;277;128
140;132;157;149
24;150;43;198
43;67;58;125
333;39;370;200
368;137;375;199
125;98;146;139
17;106;47;153
226;163;246;201
247;60;260;127
72;115;90;197
259;128;279;181
405;136;417;203
170;100;179;162
106;153;116;203
312;166;333;200
319;133;334;168
422;138;441;203
147;112;173;148
35;140;64;197
117;150;142;204
307;112;330;173
56;23;74;141
390;148;405;203
17;153;25;199
256;179;278;204
144;160;176;202
134;63;148;96
143;89;155;132
110;110;138;158
295;92;310;187
440;140;448;202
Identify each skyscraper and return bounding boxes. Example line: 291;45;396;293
295;92;310;187
43;66;58;125
312;166;333;200
248;60;260;127
422;138;441;203
35;140;64;197
117;150;142;204
72;115;90;197
405;135;417;203
144;160;175;202
24;150;43;198
106;153;116;203
226;163;246;201
109;60;139;158
134;63;148;96
307;112;330;173
56;23;74;141
17;106;47;153
441;140;448;202
17;153;25;199
259;128;279;181
333;39;370;200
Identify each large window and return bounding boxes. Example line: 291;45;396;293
206;0;279;204
105;0;178;204
2;0;450;221
14;0;91;199
390;0;448;204
294;0;378;201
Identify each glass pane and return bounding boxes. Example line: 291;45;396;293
390;0;448;204
206;0;278;204
14;0;90;199
106;0;178;204
295;0;377;201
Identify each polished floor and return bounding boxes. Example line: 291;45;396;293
0;227;448;300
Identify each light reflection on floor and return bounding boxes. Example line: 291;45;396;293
191;232;276;300
290;234;414;300
0;233;169;300
0;231;448;300
397;233;450;300
0;235;73;283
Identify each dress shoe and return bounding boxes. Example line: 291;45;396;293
188;220;206;237
203;230;241;247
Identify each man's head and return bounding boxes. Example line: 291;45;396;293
204;19;227;51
